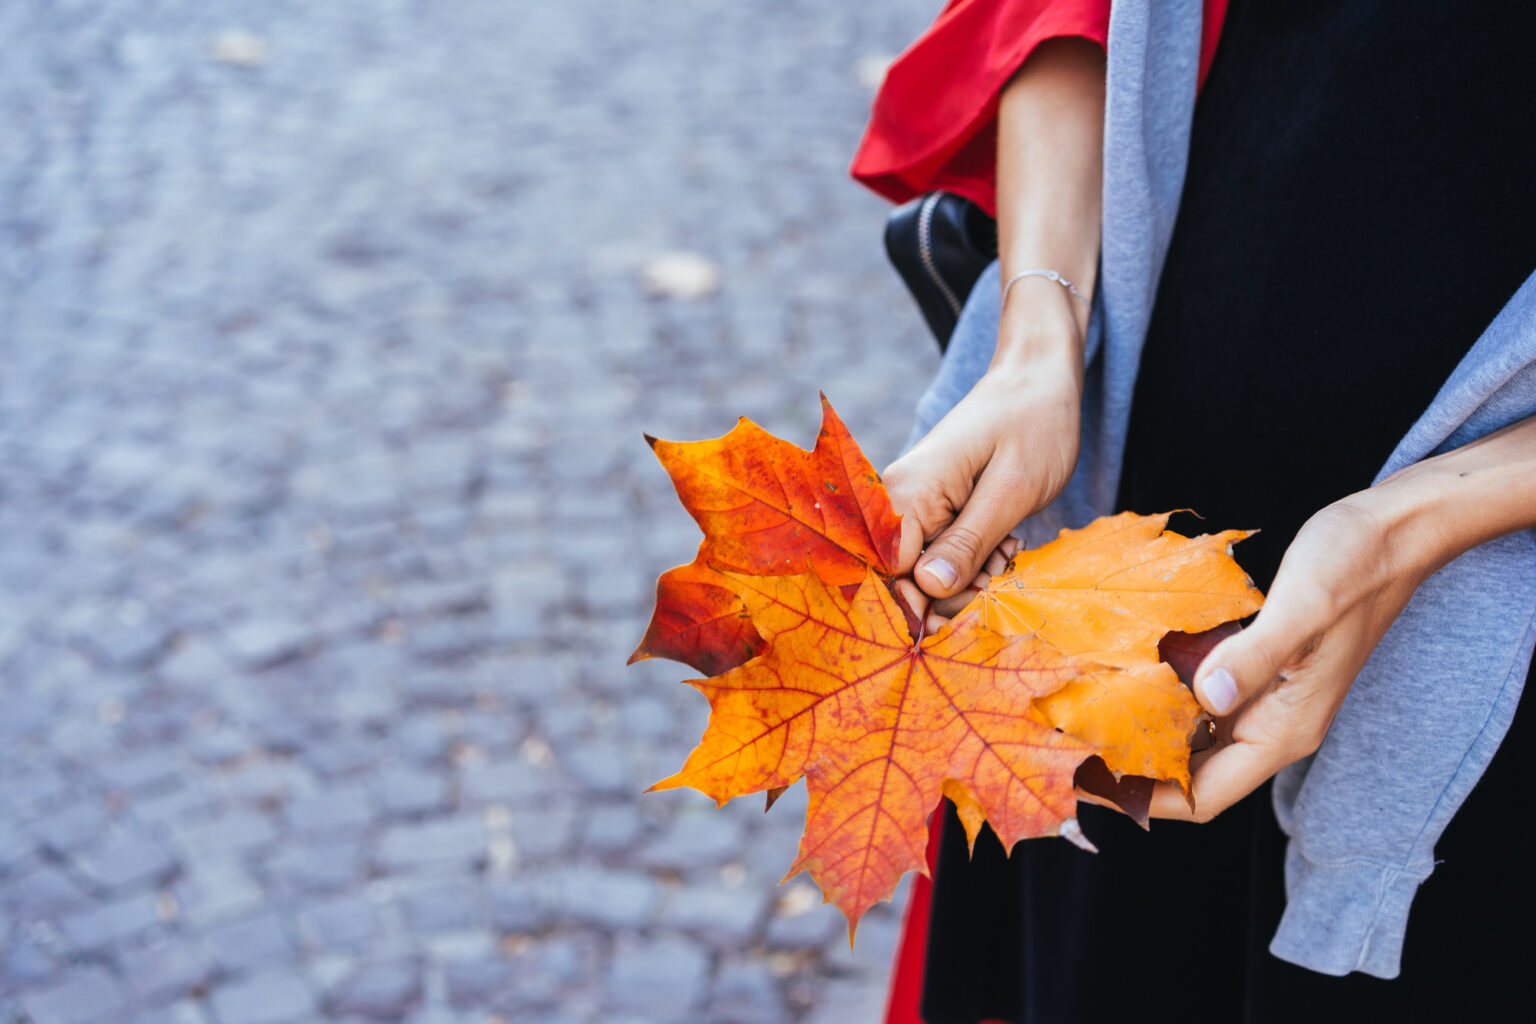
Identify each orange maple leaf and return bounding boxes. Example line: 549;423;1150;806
630;395;902;675
635;400;1266;934
962;511;1261;668
629;554;765;677
955;511;1263;788
651;569;1092;932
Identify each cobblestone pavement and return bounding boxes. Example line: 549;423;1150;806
0;2;945;1022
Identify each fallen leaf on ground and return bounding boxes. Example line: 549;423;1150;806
212;29;268;67
641;251;721;300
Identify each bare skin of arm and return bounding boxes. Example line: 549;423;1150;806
883;38;1105;605
1151;413;1536;822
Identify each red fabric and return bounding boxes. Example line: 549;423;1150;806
883;802;979;1024
869;9;1233;1018
851;0;1229;218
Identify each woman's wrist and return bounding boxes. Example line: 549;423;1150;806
1353;417;1536;584
1336;470;1450;594
990;280;1087;381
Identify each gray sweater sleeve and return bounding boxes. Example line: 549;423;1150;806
1268;277;1536;978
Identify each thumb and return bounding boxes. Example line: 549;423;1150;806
1191;604;1312;717
913;472;1020;599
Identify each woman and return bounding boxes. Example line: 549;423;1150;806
853;1;1536;1021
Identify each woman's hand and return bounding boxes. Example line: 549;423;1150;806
886;37;1105;602
884;342;1082;599
1148;498;1428;821
1151;414;1536;822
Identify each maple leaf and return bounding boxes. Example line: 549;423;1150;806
962;511;1260;668
634;399;1266;935
630;395;903;676
1037;661;1198;783
646;393;901;583
629;554;764;677
650;568;1092;931
1159;622;1243;685
953;511;1263;790
1073;757;1155;828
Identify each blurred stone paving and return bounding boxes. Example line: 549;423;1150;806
0;1;944;1022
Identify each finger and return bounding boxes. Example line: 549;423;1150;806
932;577;985;620
914;473;1023;599
1150;738;1286;823
1150;745;1215;820
983;546;1010;576
1189;599;1317;717
882;450;977;575
897;514;925;577
893;578;931;623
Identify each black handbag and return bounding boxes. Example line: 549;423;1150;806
883;191;998;352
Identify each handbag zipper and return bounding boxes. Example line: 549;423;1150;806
917;192;965;319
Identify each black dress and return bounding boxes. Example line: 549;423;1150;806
919;1;1536;1021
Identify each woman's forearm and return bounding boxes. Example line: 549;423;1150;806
1355;413;1536;582
992;36;1105;374
881;37;1108;597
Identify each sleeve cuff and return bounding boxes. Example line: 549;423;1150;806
1268;847;1429;980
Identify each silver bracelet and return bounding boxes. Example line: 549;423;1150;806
1001;269;1091;310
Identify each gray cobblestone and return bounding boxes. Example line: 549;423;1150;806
508;804;577;864
3;934;58;985
578;802;645;857
6;865;93;919
542;867;661;932
376;766;450;819
507;934;602;1011
608;936;710;1017
210;970;318;1024
709;961;791;1024
489;880;545;934
397;878;483;934
639;813;747;874
172;810;279;859
305;732;379;779
157;638;234;690
443;957;513;1010
202;909;300;973
458;759;563;808
58;891;165;951
94;748;186;794
376;816;487;873
288;785;376;835
19;965;128;1024
325;957;424;1019
267;839;366;894
32;803;109;853
1;0;936;1018
296;893;379;952
223;617;314;670
765;901;843;952
72;831;178;892
664;884;768;946
120;940;217;1005
174;860;264;928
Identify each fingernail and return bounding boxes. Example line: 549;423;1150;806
1201;668;1238;715
922;557;957;589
